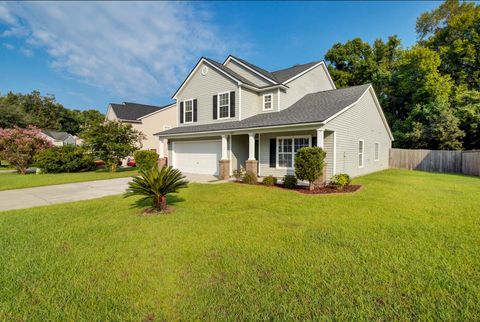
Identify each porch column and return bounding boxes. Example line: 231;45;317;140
157;138;168;167
316;129;325;149
221;135;228;160
248;133;255;160
219;135;230;180
246;133;258;176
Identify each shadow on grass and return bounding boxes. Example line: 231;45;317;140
128;194;186;213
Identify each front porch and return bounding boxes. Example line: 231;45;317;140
158;126;337;182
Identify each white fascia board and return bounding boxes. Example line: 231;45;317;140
224;56;278;84
137;103;176;120
155;121;323;138
241;83;288;92
172;58;241;99
322;85;394;141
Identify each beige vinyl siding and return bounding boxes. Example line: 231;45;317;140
280;64;335;109
105;105;118;121
325;89;391;177
323;131;335;179
176;61;239;126
258;130;316;178
139;105;177;152
240;88;279;120
224;60;272;87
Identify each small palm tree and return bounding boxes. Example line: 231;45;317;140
125;166;188;211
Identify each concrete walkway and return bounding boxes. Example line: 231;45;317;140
0;173;225;211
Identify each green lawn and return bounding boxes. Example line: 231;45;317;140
0;169;479;320
0;167;138;191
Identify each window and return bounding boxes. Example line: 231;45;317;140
263;94;273;110
163;125;172;131
184;100;193;123
374;142;380;161
358;139;364;168
277;136;310;168
218;92;230;119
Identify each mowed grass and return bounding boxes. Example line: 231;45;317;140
0;169;479;320
0;167;138;191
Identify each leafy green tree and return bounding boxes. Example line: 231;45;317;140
34;145;96;173
417;0;480;89
402;97;464;150
82;120;144;172
125;166;188;212
0;104;27;129
453;86;480;149
294;147;326;190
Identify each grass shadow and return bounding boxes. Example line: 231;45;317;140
129;193;186;211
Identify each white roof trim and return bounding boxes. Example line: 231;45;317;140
282;61;336;89
172;58;241;99
322;85;394;140
241;83;288;92
224;56;278;84
137;103;176;120
156;121;323;138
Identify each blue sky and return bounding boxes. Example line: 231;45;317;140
0;1;440;114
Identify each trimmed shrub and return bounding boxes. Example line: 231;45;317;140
233;167;245;181
134;150;158;170
262;175;277;187
243;170;257;185
283;175;298;189
34;145;95;173
330;173;352;190
294;146;326;190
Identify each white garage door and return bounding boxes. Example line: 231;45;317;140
173;140;221;175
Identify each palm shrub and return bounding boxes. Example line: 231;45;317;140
134;150;158;170
124;166;188;211
294;146;326;190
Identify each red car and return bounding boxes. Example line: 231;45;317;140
127;159;136;167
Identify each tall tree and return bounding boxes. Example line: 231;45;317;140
82;120;145;172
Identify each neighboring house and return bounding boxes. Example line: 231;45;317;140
41;130;77;146
106;102;176;152
155;55;393;180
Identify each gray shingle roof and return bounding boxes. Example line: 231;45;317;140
156;84;370;136
228;55;278;83
204;58;258;87
42;130;71;141
110;102;173;121
272;61;323;83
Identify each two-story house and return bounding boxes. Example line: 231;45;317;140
106;102;176;152
155;55;393;180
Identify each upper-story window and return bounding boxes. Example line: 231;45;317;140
218;92;230;119
184;99;193;123
263;94;273;111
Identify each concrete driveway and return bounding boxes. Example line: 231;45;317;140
0;173;225;212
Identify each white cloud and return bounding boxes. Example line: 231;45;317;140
2;42;14;50
0;2;242;101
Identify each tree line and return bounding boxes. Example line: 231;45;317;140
324;0;479;150
0;90;104;136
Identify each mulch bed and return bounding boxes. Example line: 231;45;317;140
291;184;362;195
234;180;362;195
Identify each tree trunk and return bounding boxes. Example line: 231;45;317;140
110;162;118;172
309;181;314;191
154;195;168;211
17;166;27;175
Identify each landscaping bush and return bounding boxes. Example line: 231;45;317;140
233;167;245;181
262;175;277;187
34;145;95;173
330;173;352;190
243;171;257;185
283;175;298;189
134;150;158;170
294;146;326;190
